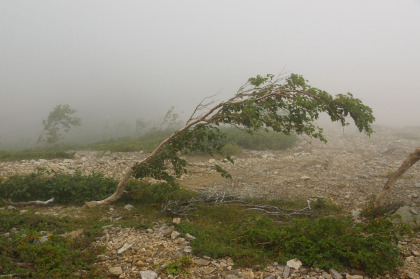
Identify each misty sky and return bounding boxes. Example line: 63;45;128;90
1;0;420;146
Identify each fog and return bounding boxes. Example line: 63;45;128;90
1;0;420;149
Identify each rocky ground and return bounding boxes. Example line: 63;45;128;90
1;125;420;278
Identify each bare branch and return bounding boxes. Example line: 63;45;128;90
3;198;55;206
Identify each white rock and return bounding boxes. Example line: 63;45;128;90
124;204;134;211
172;217;181;224
286;258;302;270
300;176;310;181
185;233;196;241
208;159;216;164
140;270;158;279
109;266;123;277
117;243;133;254
171;231;180;240
330;269;343;279
283;265;291;278
162;225;175;237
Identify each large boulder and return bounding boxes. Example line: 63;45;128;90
393;206;420;230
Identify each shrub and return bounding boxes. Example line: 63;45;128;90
221;143;242;155
176;205;408;275
125;180;195;204
278;217;406;275
165;256;192;275
0;170;117;204
0;150;74;162
0;211;105;278
220;127;298;150
360;199;403;218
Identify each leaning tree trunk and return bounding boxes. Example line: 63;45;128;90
374;147;420;208
84;100;225;208
84;164;137;208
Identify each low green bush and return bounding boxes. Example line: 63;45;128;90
0;150;74;162
278;217;407;275
165;256;192;275
0;211;106;278
125;180;195;205
360;199;403;218
220;127;298;150
0;170;117;204
176;205;408;275
84;127;297;153
221;143;243;155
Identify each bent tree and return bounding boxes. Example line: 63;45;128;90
85;74;375;207
36;104;82;149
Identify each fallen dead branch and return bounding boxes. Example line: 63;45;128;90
161;193;313;220
161;193;239;216
2;197;55;206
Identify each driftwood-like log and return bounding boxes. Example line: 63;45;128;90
374;147;420;208
2;197;55;206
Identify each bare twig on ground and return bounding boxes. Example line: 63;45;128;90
2;197;55;206
161;193;313;219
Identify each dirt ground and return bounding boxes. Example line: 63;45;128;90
180;125;420;212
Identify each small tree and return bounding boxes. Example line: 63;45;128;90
86;73;375;207
36;104;82;149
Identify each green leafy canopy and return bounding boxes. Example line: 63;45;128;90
131;73;374;183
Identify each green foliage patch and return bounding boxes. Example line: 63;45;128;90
175;202;409;275
0;210;107;278
165;256;193;275
0;150;75;162
0;170;117;204
220;127;298;151
278;217;407;275
125;180;195;205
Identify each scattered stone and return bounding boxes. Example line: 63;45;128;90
329;269;343;279
139;270;158;279
108;266;123;277
63;229;84;240
185;233;196;241
393;206;420;229
286;258;302;270
283;266;290;278
170;230;180;240
117;243;133;254
35;235;49;243
161;225;175;237
124;204;134;211
346;275;363;279
194;258;211;266
172;217;181;224
6;206;16;211
300;176;310;181
10;228;24;234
